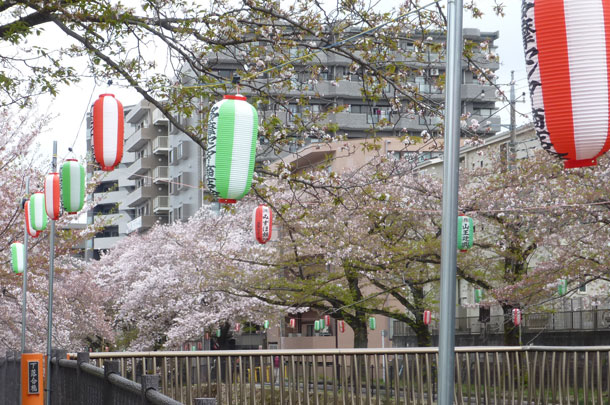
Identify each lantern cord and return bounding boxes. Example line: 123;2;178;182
174;0;442;91
63;82;98;162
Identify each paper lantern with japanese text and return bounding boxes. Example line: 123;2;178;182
314;320;321;332
338;320;345;333
522;0;610;168
369;317;376;330
11;242;25;274
29;192;47;231
44;172;60;220
24;201;40;238
234;323;241;332
423;310;432;326
216;329;221;337
263;320;269;330
289;318;296;329
512;308;522;326
205;95;258;203
93;94;124;171
457;215;474;252
253;204;273;244
324;315;331;327
61;159;86;214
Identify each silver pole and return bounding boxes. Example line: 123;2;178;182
21;178;29;353
45;141;57;405
438;0;463;404
509;70;517;169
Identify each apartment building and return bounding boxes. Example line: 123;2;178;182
86;99;171;259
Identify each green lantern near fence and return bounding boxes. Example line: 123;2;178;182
263;320;269;330
11;242;25;274
205;94;258;204
457;215;474;252
216;329;221;338
61;159;86;214
558;279;568;296
369;317;376;330
474;288;483;304
314;320;321;332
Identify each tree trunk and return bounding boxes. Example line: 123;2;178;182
414;322;433;347
502;304;519;346
352;312;369;348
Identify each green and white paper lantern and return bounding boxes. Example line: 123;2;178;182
263;320;270;330
314;320;321;332
474;288;483;304
457;215;474;251
11;242;25;274
369;317;376;330
29;192;47;231
61;159;86;214
205;95;258;203
558;279;568;296
216;328;221;337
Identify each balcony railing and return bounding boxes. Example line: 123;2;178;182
153;196;169;213
152;136;170;154
153;166;169;184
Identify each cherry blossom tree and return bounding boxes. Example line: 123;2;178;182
0;106;113;353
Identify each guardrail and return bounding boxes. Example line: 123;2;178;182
76;346;610;404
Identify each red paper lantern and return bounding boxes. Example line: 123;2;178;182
324;315;331;326
289;318;296;328
253;204;273;244
523;0;610;168
338;320;345;333
24;201;40;238
512;308;522;326
93;94;124;171
235;323;241;332
423;310;432;326
205;332;210;340
197;342;202;350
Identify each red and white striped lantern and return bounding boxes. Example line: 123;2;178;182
289;318;296;328
93;94;124;171
423;310;432;326
44;172;60;220
512;308;522;326
253;204;273;244
338;320;345;333
235;323;241;332
522;0;610;168
24;201;40;238
324;315;331;326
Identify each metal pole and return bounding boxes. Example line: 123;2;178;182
509;70;517;169
21;178;29;353
45;141;57;405
438;1;463;404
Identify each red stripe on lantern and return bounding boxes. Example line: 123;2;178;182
93;94;124;171
289;318;296;329
324;315;330;326
535;1;577;161
339;320;345;333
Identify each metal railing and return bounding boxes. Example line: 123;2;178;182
74;346;610;405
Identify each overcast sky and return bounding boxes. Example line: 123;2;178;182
36;1;529;161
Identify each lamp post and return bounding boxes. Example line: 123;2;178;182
21;178;29;353
45;141;57;405
438;1;463;404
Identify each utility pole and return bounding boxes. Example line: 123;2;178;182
45;141;57;405
438;0;463;404
509;70;517;169
21;178;29;353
